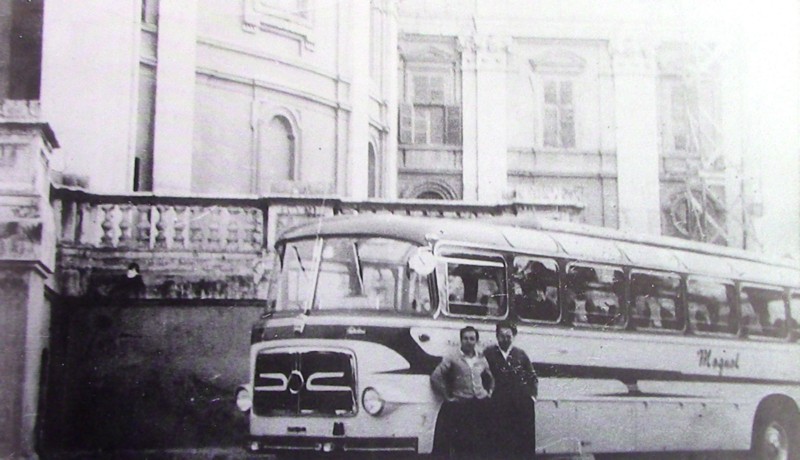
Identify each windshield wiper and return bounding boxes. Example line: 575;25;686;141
293;246;307;274
353;242;364;293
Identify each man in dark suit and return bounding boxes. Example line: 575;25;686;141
483;320;538;459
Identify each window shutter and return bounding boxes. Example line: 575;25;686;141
399;102;413;144
445;105;462;145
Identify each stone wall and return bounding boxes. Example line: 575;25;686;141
44;300;261;451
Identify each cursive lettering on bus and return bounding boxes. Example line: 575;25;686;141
697;349;740;376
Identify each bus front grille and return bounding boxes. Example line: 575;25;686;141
253;350;357;416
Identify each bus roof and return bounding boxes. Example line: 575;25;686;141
278;214;800;287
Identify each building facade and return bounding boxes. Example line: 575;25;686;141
36;0;800;253
1;0;799;456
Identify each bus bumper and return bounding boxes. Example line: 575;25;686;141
245;436;418;454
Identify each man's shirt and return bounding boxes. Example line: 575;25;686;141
431;349;494;401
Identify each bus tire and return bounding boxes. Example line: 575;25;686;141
752;403;800;460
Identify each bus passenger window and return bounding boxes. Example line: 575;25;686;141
630;272;681;331
687;278;735;335
565;264;624;328
740;286;786;339
445;258;507;318
511;257;559;322
790;294;800;340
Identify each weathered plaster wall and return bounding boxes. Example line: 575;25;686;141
47;302;261;451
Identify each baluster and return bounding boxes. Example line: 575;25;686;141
207;206;221;249
250;209;263;250
118;204;133;247
100;204;115;247
154;205;168;249
136;205;152;248
59;200;77;244
189;206;205;248
76;202;91;246
227;208;241;250
173;205;187;249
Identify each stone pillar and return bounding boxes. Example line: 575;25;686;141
383;1;399;199
152;0;198;193
347;0;371;199
474;34;510;202
0;100;58;458
611;37;661;235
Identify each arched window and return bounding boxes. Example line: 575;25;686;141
417;190;445;199
368;143;378;198
407;181;455;200
258;115;295;192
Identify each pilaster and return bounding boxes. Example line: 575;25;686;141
383;0;399;199
458;34;478;201
152;0;198;193
347;0;371;199
459;33;511;202
473;34;511;202
611;35;661;234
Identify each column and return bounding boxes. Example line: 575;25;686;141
347;0;371;199
475;34;510;202
0;102;58;458
611;37;661;235
152;0;198;193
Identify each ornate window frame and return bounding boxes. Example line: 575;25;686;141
528;50;586;150
255;106;302;191
242;0;315;51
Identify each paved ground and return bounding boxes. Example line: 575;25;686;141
45;449;753;459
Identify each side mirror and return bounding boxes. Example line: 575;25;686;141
409;247;436;276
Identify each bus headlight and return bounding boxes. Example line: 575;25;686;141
236;385;252;412
362;387;384;415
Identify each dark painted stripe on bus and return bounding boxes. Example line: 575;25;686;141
255;323;800;388
592;392;706;398
381;361;800;387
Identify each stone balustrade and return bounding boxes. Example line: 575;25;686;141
53;187;264;252
52;185;581;300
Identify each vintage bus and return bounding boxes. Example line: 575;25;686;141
235;214;800;458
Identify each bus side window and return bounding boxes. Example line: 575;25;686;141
446;259;507;318
565;264;625;328
788;293;800;341
630;272;682;331
511;256;559;322
687;278;736;335
740;286;786;339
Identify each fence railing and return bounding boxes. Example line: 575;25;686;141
53;186;578;252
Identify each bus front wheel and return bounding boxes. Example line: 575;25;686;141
752;404;799;460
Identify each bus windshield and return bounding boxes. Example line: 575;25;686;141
268;236;434;316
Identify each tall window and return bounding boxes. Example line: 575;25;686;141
141;0;159;25
657;44;720;158
397;38;462;147
668;83;698;152
258;115;295;192
367;143;378;198
3;0;43;100
134;0;159;191
543;80;575;148
411;73;446;144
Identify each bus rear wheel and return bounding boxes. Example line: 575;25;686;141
753;405;799;460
